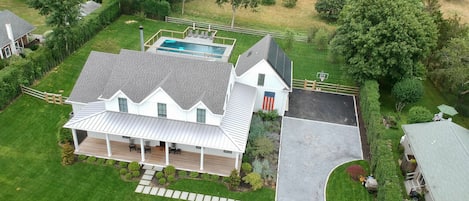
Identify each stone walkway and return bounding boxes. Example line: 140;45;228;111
135;165;239;201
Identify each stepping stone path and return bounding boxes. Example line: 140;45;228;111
135;165;240;201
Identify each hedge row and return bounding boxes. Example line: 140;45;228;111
0;0;120;110
359;80;402;200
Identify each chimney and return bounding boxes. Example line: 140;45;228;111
139;25;144;52
5;24;18;55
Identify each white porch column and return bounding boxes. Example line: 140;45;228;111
105;134;112;157
140;138;145;162
71;129;79;151
200;147;204;170
165;142;169;165
235;153;239;170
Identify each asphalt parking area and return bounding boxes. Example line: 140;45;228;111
286;89;357;126
276;91;363;201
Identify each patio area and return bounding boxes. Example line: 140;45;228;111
76;137;238;176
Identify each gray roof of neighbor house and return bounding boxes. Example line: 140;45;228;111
235;34;292;88
67;49;233;115
0;10;35;47
402;121;469;201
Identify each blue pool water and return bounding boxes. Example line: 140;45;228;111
157;40;226;58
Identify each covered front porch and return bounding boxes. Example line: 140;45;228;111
75;137;239;176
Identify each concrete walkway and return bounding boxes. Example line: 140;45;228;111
135;165;239;201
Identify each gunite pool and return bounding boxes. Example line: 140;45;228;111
149;37;233;62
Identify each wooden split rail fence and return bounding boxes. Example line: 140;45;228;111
292;79;359;96
21;85;67;105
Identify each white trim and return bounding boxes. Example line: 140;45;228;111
235;153;239;170
353;95;364;160
238;59;290;90
72;129;79;151
4;46;11;58
105;134;112;157
200;147;204;170
140;138;145;162
64;100;87;105
165;142;169;165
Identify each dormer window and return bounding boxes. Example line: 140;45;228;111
158;103;167;118
118;97;128;113
197;108;206;123
257;73;265;86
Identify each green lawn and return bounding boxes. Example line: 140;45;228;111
0;0;50;34
325;160;374;201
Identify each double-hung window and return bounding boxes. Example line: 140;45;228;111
118;98;128;113
196;108;206;123
257;73;265;86
157;103;167;118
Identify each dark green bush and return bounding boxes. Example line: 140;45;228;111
164;165;176;177
120;168;128;175
167;175;176;183
456;104;469;117
96;158;105;165
282;0;297;8
189;171;199;178
210;174;220;182
178;170;187;178
78;154;87;161
128;161;140;171
228;169;241;190
261;0;276;5
257;110;279;121
158;177;167;185
408;106;433;124
125;173;132;180
155;171;164;179
201;173;210;180
86;156;97;163
241;162;253;174
106;159;116;166
119;161;128;168
131;170;140;177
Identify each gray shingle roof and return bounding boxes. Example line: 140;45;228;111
80;1;102;17
402;121;469;201
0;10;35;47
235;35;292;87
68;49;233;115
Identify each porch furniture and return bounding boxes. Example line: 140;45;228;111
144;145;151;153
169;147;181;154
129;144;136;152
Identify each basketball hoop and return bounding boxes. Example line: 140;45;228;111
316;71;329;82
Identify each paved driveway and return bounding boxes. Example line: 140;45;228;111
276;91;363;201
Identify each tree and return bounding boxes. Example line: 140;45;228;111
407;106;433;124
392;78;424;113
216;0;259;28
313;28;330;50
61;143;75;165
28;0;81;54
315;0;345;21
228;169;241;190
242;172;263;190
331;0;438;83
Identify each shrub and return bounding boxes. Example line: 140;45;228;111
346;165;366;181
78;155;87;161
58;128;73;144
249;116;267;142
408;106;433;124
223;176;230;183
456;104;469;117
158;177;167;185
210;174;220;182
282;0;297;8
261;0;276;5
106;159;116;166
392;78;424;113
252;158;263;174
241;162;253;174
164;165;176;177
120;168;128;175
96;158;105;165
131;170;140;178
125;173;132;180
252;136;274;158
228;169;241;190
178;170;187;178
86;156;97;164
119;161;128;168
128;161;140;171
257;110;279;121
202;173;210;180
61;143;75;165
313;28;330;50
167;175;176;183
243;172;263;191
284;29;295;50
190;171;199;178
155;171;164;179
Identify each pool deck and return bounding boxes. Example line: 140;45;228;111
146;36;234;62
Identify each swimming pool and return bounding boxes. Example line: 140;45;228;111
157;40;226;59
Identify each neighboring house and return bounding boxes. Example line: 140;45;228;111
0;10;35;59
80;1;101;17
235;35;292;116
401;121;469;201
63;35;292;176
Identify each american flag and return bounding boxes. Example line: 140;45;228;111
262;91;275;111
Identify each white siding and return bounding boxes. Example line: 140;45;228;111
186;102;222;126
236;60;289;116
175;144;238;158
72;103;85;113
